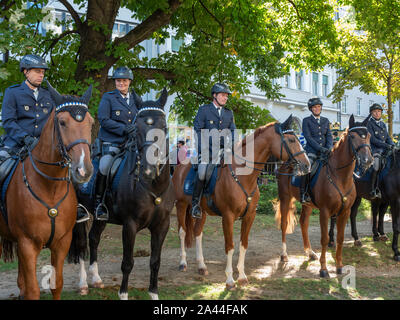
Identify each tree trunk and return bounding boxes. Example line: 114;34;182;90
387;78;393;137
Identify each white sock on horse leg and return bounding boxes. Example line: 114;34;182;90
196;232;206;270
79;258;88;290
225;248;235;286
89;262;102;285
237;242;247;281
179;227;187;267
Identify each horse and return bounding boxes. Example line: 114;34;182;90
68;88;175;300
0;82;94;299
328;145;400;261
275;115;373;277
172;115;310;289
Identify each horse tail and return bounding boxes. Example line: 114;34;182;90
274;197;297;234
67;221;89;264
1;238;16;263
184;205;194;248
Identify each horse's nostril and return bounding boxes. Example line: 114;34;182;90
78;167;85;177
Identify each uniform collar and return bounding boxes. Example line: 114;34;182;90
312;114;321;121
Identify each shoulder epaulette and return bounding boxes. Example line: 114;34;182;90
9;84;20;88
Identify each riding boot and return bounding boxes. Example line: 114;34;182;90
300;175;311;203
190;177;205;219
370;170;381;199
95;173;109;221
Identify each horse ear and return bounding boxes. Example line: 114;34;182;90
80;84;93;105
157;88;168;109
46;80;63;106
281;114;293;131
362;113;371;126
349;114;355;128
131;89;143;109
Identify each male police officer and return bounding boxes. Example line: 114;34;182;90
191;83;236;219
367;103;395;198
299;97;333;203
94;66;138;221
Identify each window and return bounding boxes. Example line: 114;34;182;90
322;75;329;97
171;36;184;52
341;96;348;114
295;70;303;90
357;98;361;116
284;74;290;88
312;72;319;96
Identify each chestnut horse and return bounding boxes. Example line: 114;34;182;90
275;115;373;278
172;115;310;289
0;83;93;299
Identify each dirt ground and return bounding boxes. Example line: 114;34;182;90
0;210;397;300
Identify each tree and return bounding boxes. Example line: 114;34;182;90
0;0;339;130
329;0;400;136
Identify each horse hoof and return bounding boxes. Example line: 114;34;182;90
118;291;128;300
320;270;330;278
91;281;104;289
328;241;335;248
380;235;389;242
280;255;288;262
373;235;380;242
198;268;208;276
79;286;89;295
225;282;236;291
149;292;159;300
354;240;362;247
394;255;400;262
336;268;343;275
237;278;249;286
179;264;187;272
309;252;318;261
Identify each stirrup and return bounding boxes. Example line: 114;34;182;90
76;204;90;224
191;204;202;219
95;203;109;221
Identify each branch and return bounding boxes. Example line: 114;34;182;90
198;0;224;47
58;0;83;31
0;0;15;13
132;67;176;80
188;87;212;101
43;30;79;55
287;0;303;20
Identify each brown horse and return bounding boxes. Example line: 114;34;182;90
275;115;373;277
172;115;310;289
0;83;93;299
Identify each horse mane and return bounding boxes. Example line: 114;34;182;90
238;122;276;149
331;128;349;153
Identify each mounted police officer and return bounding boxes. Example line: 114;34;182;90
367;103;394;199
93;66;138;221
299;97;333;203
191;83;236;219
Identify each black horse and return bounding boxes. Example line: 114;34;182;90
68;89;175;299
329;146;400;261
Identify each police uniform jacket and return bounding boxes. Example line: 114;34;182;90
367;117;394;154
193;103;236;158
1;81;55;149
97;90;138;145
302;115;333;155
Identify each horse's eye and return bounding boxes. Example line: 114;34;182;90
59;120;66;127
146;118;154;125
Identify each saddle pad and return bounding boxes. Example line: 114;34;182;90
291;160;323;190
1;159;20;225
355;156;391;182
183;166;219;196
111;155;127;192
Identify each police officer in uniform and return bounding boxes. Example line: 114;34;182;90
367;103;394;198
191;83;236;219
299;97;333;203
94;66;138;221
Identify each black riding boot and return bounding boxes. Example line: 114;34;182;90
191;177;205;219
370;170;381;199
95;173;109;221
300;175;311;203
76;204;90;224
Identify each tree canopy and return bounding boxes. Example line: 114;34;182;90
0;0;340;129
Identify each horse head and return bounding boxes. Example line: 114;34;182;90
47;81;94;184
348;114;373;175
133;88;168;180
273;114;310;176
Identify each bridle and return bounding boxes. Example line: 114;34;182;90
22;102;90;248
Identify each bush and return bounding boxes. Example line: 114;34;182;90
257;182;278;215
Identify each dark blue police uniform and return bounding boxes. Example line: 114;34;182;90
302;115;333;155
367;117;394;154
1;81;55;149
97;90;138;145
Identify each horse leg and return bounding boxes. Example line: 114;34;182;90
222;214;236;290
118;219;137;300
17;258;25;299
237;210;256;286
350;197;362;246
300;206;318;261
319;209;330;278
50;234;72;300
148;216;170;300
328;216;336;248
279;196;292;262
88;220;107;288
176;201;188;272
335;209;350;275
194;216;208;275
371;201;380;241
79;258;89;295
378;203;389;241
390;199;400;261
17;239;40;299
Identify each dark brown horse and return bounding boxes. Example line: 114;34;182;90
0;83;93;299
172;115;310;289
275;115;373;277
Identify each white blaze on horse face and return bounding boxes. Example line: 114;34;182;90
196;232;206;270
78;149;85;176
225;248;235;287
179;227;187;267
237;242;247;281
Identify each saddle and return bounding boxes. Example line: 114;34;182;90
291;159;324;190
183;165;219;196
0;156;19;224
